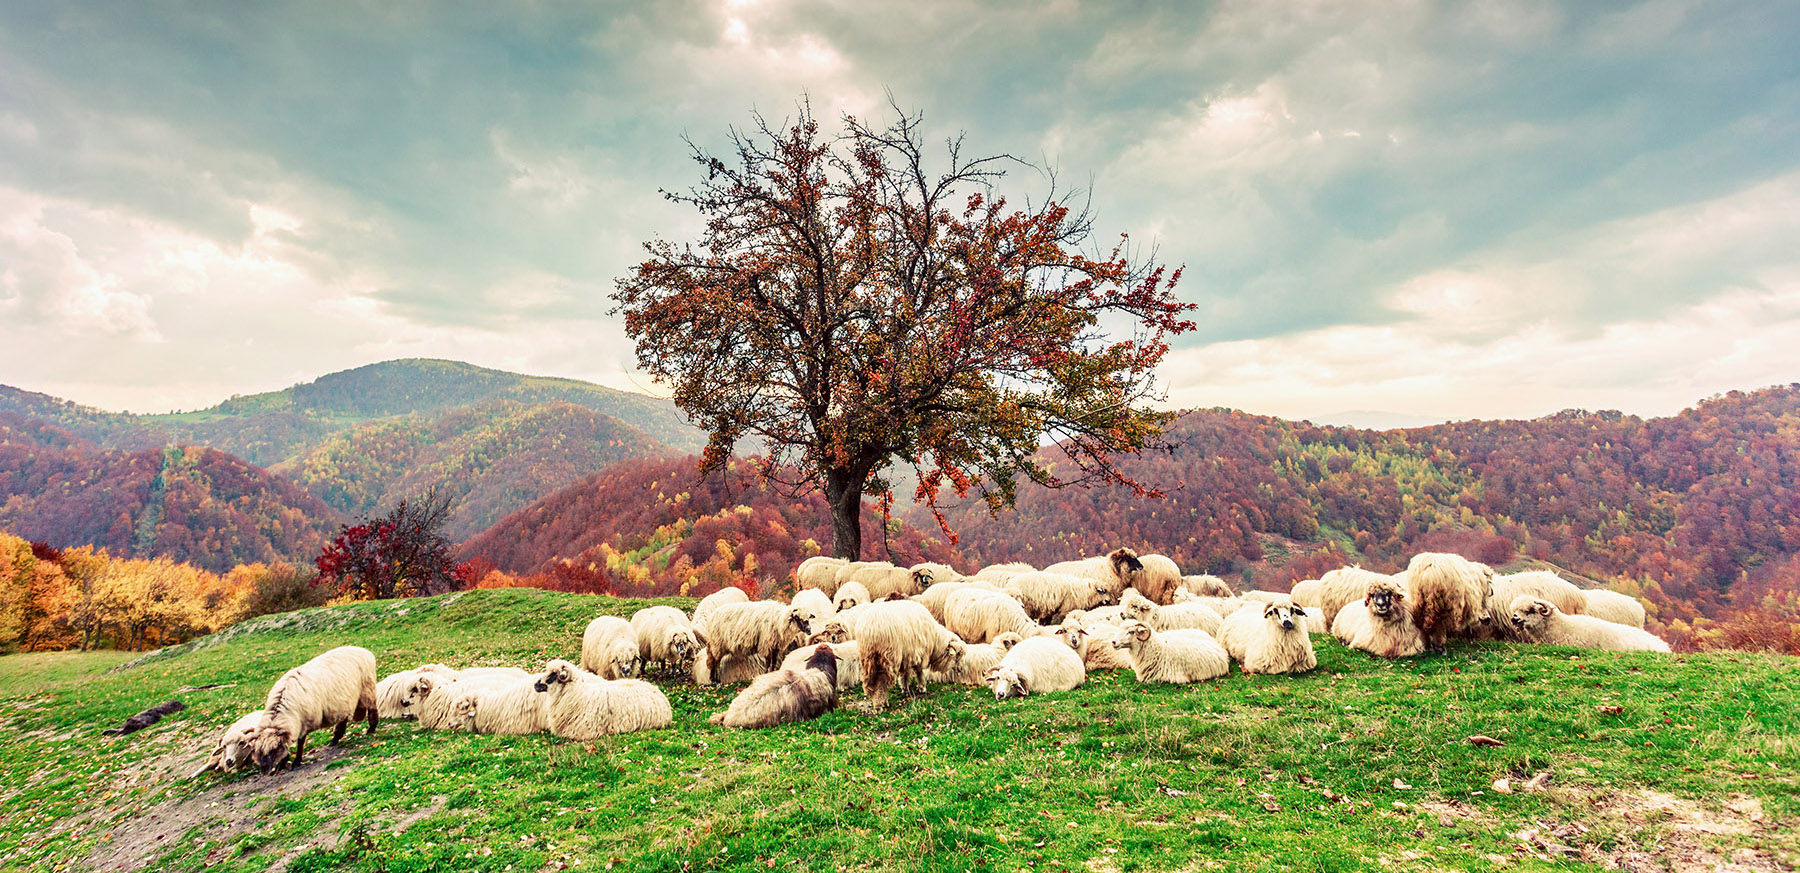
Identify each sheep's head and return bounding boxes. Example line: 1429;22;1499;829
1051;624;1086;652
809;619;851;644
931;635;967;672
1510;596;1555;634
1108;548;1144;579
248;723;291;775
667;630;698;665
1113;620;1153;650
1121;591;1154;621
609;642;643;679
534;660;578;693
992;632;1024;652
448;696;478;731
911;567;935;590
787;606;817;638
803;644;838;675
1263;603;1304;634
987;665;1030;700
1091;585;1117;607
1170;587;1197;603
1366;580;1405;619
834;589;865;612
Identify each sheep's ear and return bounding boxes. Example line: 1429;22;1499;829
416;675;436;695
1264;603;1280;618
1133;624;1152;641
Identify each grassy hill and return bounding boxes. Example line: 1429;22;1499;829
1;590;1794;872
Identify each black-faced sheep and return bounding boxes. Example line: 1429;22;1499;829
1400;552;1493;652
580;615;643;679
1111;620;1230;684
693;600;817;680
532;659;673;739
1219;603;1317;675
1042;549;1140;599
630;606;702;676
709;644;840;728
942;588;1040;643
247;645;378;774
851;600;964;708
984;636;1086;699
1581;589;1648;628
845;562;931;600
910;562;963;588
1120;588;1223;634
1003;571;1117;624
1314;566;1395;628
1054;621;1133;671
1329;577;1424;658
1509;596;1670;652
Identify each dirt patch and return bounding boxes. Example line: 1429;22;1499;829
257;795;448;873
1516;788;1789;872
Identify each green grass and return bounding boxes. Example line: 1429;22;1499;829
2;589;1796;872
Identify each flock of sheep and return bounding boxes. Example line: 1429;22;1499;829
190;548;1669;777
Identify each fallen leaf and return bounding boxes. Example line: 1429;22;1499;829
1493;778;1513;794
1393;778;1413;790
1467;735;1505;747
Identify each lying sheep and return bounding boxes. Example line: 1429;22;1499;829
1330;577;1424;658
1400;552;1493;652
400;666;528;725
532;660;672;739
1509;596;1670;652
1121;587;1224;635
1112;620;1230;684
972;561;1036;584
1180;574;1233;598
447;673;550;735
1219;603;1317;675
1053;621;1133;671
692;586;750;627
1004;571;1116;623
1315;566;1395;629
693;601;816;680
247;645;378;774
1064;605;1126;626
779;638;863;690
794;556;849;596
985;636;1086;699
834;581;872;612
630;606;702;676
581;615;643;679
376;663;453;720
790;588;836;621
690;650;766;686
709;644;840;728
414;670;529;730
191;710;265;777
1581;589;1648;628
1289;578;1322;608
852;600;964;709
834;560;893;588
928;633;1022;685
943;588;1040;643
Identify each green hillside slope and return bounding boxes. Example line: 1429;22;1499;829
1;590;1792;872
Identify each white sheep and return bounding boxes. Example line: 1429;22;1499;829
375;663;453;720
580;615;643;680
1314;566;1395;629
1581;589;1648;628
693;600;817;680
851;600;964;708
833;580;872;612
247;645;378;774
1181;574;1235;598
1003;571;1117;623
1509;596;1669;652
794;556;849;596
190;710;265;777
1399;553;1493;652
413;670;529;730
1219;603;1317;675
692;586;750;627
1241;590;1295;606
942;588;1040;643
1052;621;1133;671
972;561;1036;584
447;673;551;735
845;563;929;600
1111;620;1230;684
531;660;672;739
1129;553;1188;604
709;644;841;728
790;588;836;621
927;633;1022;685
984;636;1086;699
912;581;976;624
630;606;702;676
690;650;766;686
1042;548;1140;598
779;638;863;690
1329;576;1424;658
1289;578;1321;608
910;562;963;588
1120;588;1223;634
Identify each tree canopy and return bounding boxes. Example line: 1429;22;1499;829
614;101;1194;558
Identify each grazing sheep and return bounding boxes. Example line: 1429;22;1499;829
1400;553;1493;652
943;588;1040;644
693;601;817;680
779;639;863;690
376;664;454;720
1219;604;1318;675
247;645;378;774
1004;572;1116;624
1182;574;1235;598
928;633;1022;685
1120;588;1223;634
581;615;643;680
1330;577;1425;658
790;588;836;621
692;586;751;627
450;674;551;735
795;556;849;596
1289;578;1322;608
834;581;872;612
846;563;930;600
1315;567;1396;629
190;710;265;777
1112;620;1230;684
851;600;964;708
984;636;1086;699
709;644;840;728
630;606;702;676
532;660;672;739
1581;589;1648;628
1509;596;1670;652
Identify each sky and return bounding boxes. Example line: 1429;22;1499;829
1;0;1796;425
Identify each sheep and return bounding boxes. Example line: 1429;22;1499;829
833;560;893;588
780;638;863;690
790;588;836;621
376;663;454;720
1111;620;1230;683
1314;566;1396;629
247;645;378;774
691;650;766;686
1120;588;1223;635
1399;553;1493;652
794;556;849;596
532;660;672;739
629;606;702;677
692;586;750;627
846;562;930;600
928;633;1021;685
1129;553;1188;604
910;562;963;588
1509;596;1670;652
1493;570;1586;617
1054;620;1134;671
1182;574;1235;598
834;581;872;612
1042;549;1136;598
1289;578;1322;608
912;581;976;623
1219;603;1318;675
447;673;551;735
709;644;840;728
1003;571;1117;624
943;588;1040;643
850;599;965;708
693;601;817;680
1241;590;1295;606
1581;589;1648;628
190;710;265;777
580;615;643;680
972;561;1036;584
1330;576;1425;658
1063;604;1127;627
984;636;1086;699
414;670;531;730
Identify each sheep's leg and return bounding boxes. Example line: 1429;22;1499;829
331;720;348;745
367;705;378;734
290;734;307;769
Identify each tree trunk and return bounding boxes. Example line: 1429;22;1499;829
824;468;864;560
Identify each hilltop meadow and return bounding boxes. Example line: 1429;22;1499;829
1;589;1795;873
